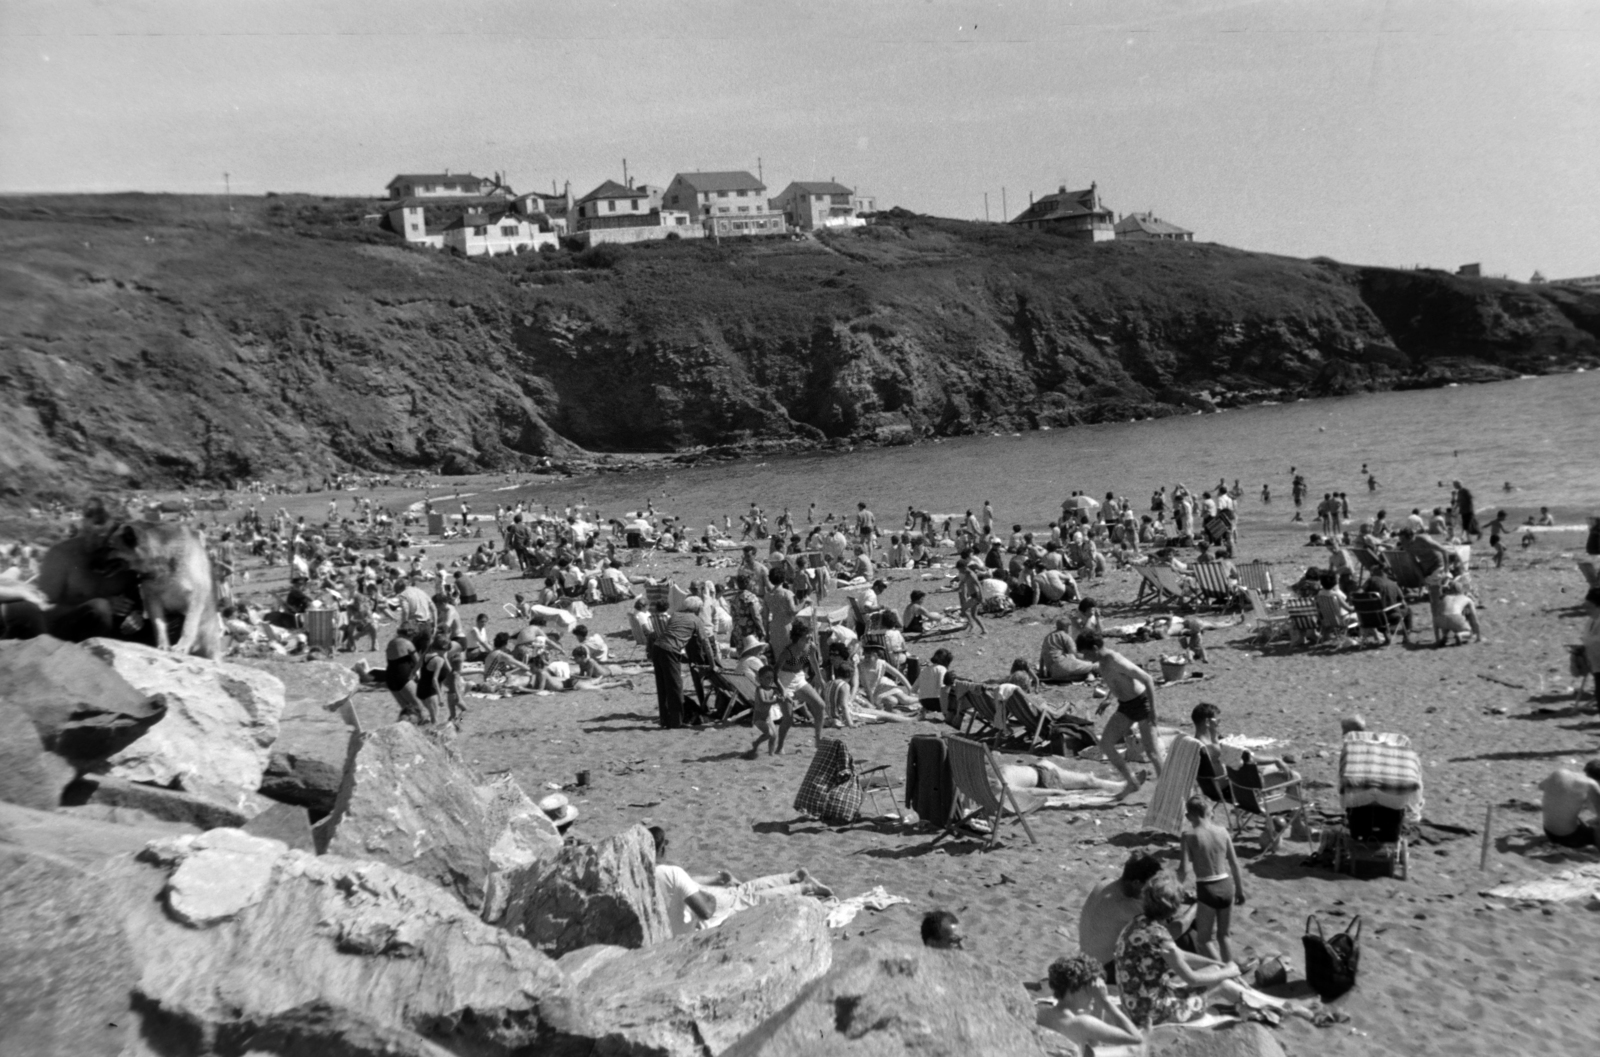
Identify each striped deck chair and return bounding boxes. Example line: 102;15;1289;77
958;682;1011;744
1190;561;1239;611
942;735;1040;850
1350;547;1384;575
1143;735;1203;835
1284;599;1319;647
1244;588;1292;645
1002;686;1076;751
1383;550;1429;600
1132;564;1188;608
1235;561;1276;603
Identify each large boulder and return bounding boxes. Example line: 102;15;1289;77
0;846;138;1057
498;824;673;958
83;639;284;801
112;828;594;1055
723;942;1052;1057
67;774;257;829
0;636;165;771
243;658;362;816
157;1002;458;1057
0;798;197;866
567;898;833;1057
1145;1022;1289;1057
319;723;562;912
0;691;75;808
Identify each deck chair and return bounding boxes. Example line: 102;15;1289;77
1133;564;1189;608
697;664;762;722
1190;562;1240;612
1226;760;1308;853
1383;550;1429;600
1333;804;1410;879
958;682;1011;744
1244;588;1292;645
1003;687;1077;751
1350;591;1405;646
942;735;1040;849
1143;735;1204;835
1313;593;1357;646
1284;599;1320;646
1235;561;1276;603
1350;547;1384;575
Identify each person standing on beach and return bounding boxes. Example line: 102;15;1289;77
980;500;995;536
1177;795;1245;965
1081;631;1163;783
1453;480;1480;539
955;559;988;636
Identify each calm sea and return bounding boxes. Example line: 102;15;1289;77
505;373;1598;544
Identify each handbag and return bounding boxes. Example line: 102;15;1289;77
1303;914;1361;1001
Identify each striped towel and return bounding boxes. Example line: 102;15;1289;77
1143;735;1203;834
1339;739;1423;815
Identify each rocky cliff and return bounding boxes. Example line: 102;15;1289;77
3;194;1596;502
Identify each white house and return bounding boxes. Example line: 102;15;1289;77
385;172;500;199
441;212;556;257
662;171;786;237
770;180;868;231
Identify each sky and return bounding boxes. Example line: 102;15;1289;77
2;0;1597;279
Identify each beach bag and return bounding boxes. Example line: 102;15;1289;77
1303;915;1361;1001
1049;715;1098;757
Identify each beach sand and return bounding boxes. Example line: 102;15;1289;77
225;480;1600;1056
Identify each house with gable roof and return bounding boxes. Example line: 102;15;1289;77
385;172;501;199
770;180;869;231
1009;183;1115;241
1114;211;1194;242
571;178;700;245
440;210;555;257
663;170;787;237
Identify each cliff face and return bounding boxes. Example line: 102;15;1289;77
2;195;1596;500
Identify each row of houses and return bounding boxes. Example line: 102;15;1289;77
1010;183;1194;243
382;168;877;255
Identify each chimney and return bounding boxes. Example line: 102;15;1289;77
1059;185;1066;195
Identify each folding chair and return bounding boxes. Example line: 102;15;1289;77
1235;561;1277;604
1225;760;1308;853
957;682;1011;744
1284;599;1319;647
1244;588;1291;645
1313;593;1357;646
942;735;1040;849
1132;565;1188;608
1350;591;1405;646
1003;688;1076;751
1383;550;1429;601
1333;804;1410;879
1190;561;1240;612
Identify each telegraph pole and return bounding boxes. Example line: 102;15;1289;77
984;193;990;222
224;172;232;212
1001;186;1007;223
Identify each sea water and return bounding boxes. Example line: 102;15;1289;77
507;373;1598;544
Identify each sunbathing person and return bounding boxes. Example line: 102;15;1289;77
998;758;1136;799
1035;953;1142;1051
1538;760;1600;848
649;826;832;935
1115;872;1340;1028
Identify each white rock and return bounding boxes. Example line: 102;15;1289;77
160;828;285;928
85;639;285;800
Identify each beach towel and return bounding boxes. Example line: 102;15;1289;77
1482;864;1600;904
1143;735;1203;834
1339;738;1423;815
823;886;912;928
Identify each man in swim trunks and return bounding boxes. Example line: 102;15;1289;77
1538;760;1600;848
1080;631;1164;783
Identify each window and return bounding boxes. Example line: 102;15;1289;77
473;226;487;236
608;201;616;213
737;189;748;197
738;206;749;213
717;190;729;198
409;222;420;232
718;206;729;213
500;225;517;236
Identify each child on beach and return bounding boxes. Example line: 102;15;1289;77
748;665;793;757
1177;795;1245;966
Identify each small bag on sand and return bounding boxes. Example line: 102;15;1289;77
1303;914;1361;1001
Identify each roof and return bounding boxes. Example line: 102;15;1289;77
386;173;490;188
387;195;510;211
443;211;522;231
670;170;765;193
786;181;854;196
1115;212;1192;236
578;179;650;203
1010;185;1112;225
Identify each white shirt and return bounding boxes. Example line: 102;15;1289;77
580;632;609;662
656;864;703;936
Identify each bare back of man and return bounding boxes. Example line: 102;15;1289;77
1084;638;1164;783
1539;765;1600;847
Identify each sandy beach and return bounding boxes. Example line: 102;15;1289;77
211;477;1600;1056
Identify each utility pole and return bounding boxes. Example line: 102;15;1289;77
224;172;232;212
1000;187;1007;223
983;193;989;223
757;157;763;184
622;158;628;187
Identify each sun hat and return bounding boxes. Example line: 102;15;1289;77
537;793;579;829
738;634;766;658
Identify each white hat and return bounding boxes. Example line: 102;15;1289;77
738;634;766;658
538;793;579;829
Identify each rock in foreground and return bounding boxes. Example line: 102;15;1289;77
85;639;284;801
723;942;1051;1057
498;823;672;957
242;657;362;815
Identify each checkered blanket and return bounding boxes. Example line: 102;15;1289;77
1339;737;1423;815
794;737;862;823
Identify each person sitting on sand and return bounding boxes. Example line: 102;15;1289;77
1039;615;1099;683
1080;631;1164;784
902;590;936;635
1538;760;1600;848
1115;872;1342;1028
1078;853;1176;974
1035;953;1143;1052
857;643;920;713
1177;795;1245;966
